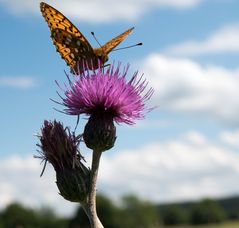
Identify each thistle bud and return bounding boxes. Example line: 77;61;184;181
83;113;116;152
56;158;90;202
36;120;90;202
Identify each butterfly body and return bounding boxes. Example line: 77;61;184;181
40;2;134;74
92;48;108;62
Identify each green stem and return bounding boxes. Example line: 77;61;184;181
82;150;104;228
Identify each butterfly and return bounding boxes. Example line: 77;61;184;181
40;2;135;74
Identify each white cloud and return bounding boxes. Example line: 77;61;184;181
0;155;76;216
0;77;35;89
165;24;239;56
99;131;239;202
0;0;202;23
139;54;239;125
220;130;239;147
1;131;239;216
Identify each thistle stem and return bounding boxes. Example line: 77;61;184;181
81;150;104;228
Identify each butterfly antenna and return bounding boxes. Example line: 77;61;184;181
91;32;102;47
111;42;143;52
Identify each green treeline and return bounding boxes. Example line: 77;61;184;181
0;195;239;228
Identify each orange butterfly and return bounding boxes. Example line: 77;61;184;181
40;2;135;73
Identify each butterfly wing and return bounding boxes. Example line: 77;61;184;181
40;2;95;68
102;27;134;54
51;28;96;68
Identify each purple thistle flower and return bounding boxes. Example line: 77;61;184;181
36;120;90;202
61;63;153;125
58;63;153;152
36;120;80;172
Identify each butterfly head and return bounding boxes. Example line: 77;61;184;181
93;48;109;64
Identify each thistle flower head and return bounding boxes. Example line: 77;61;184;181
61;63;154;125
58;63;153;152
36;120;90;202
37;120;80;171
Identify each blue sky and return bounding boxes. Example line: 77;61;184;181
1;0;239;216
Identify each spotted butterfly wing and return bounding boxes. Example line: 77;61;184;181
40;2;95;70
40;2;134;72
51;28;97;69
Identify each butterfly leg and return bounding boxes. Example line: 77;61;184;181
102;64;111;73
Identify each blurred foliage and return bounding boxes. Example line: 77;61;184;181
118;195;160;228
190;199;226;225
69;194;159;228
217;196;239;220
0;195;239;227
160;204;189;225
0;202;68;228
